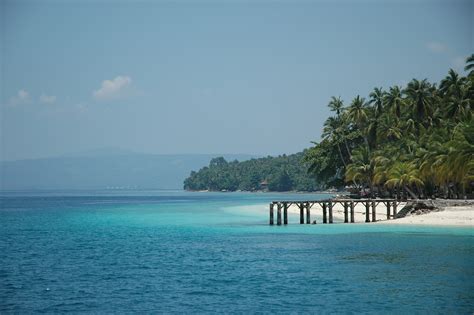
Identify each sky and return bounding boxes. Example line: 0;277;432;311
1;0;472;161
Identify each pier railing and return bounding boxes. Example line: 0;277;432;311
269;199;404;225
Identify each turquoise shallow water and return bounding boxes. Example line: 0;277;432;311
1;191;473;313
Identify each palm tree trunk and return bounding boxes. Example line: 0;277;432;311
404;185;418;199
337;143;347;168
344;140;352;160
364;137;371;155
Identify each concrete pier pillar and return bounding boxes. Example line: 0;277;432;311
306;203;311;224
393;201;397;218
269;203;274;225
386;202;391;220
277;203;282;225
371;201;376;222
299;203;304;224
322;203;327;224
328;202;333;224
343;202;349;223
350;201;355;223
365;202;370;223
283;203;288;225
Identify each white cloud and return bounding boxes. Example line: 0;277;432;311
426;41;448;54
8;89;31;106
39;94;57;104
93;75;132;101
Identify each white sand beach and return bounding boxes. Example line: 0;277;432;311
285;201;474;227
378;204;474;227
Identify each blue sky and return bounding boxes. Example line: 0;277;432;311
1;0;472;161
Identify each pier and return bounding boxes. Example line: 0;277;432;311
269;199;403;225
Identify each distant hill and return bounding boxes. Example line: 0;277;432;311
0;151;257;190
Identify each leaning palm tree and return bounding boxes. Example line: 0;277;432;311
327;97;353;159
385;162;424;199
322;116;348;167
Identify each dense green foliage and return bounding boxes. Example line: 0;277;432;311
183;152;318;192
304;55;474;198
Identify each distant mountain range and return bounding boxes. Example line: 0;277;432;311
0;150;257;190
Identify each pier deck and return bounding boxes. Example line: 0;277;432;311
269;199;404;225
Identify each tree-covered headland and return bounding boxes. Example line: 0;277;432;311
183;152;318;192
184;55;473;197
304;55;474;199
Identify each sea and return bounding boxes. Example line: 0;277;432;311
1;190;473;313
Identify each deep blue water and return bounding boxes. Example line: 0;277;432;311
1;191;473;313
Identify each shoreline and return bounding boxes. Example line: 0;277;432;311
284;200;474;228
189;189;341;194
375;204;474;227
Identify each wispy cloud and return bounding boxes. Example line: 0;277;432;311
93;76;132;101
425;41;468;72
426;41;448;54
8;89;31;106
39;94;57;104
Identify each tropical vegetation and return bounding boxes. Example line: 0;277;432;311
304;54;474;199
183;152;318;192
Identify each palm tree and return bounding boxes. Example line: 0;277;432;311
372;147;400;197
366;119;377;150
445;85;471;120
322;116;347;167
385;162;424;199
415;129;449;197
327;96;352;159
384;86;404;118
367;88;386;150
440;69;465;97
372;155;390;189
369;87;385;118
347;95;372;155
404;79;435;134
445;121;474;197
347;95;368;128
438;69;470;121
345;146;375;197
377;115;402;142
464;54;474;77
305;58;474;199
328;96;344;116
